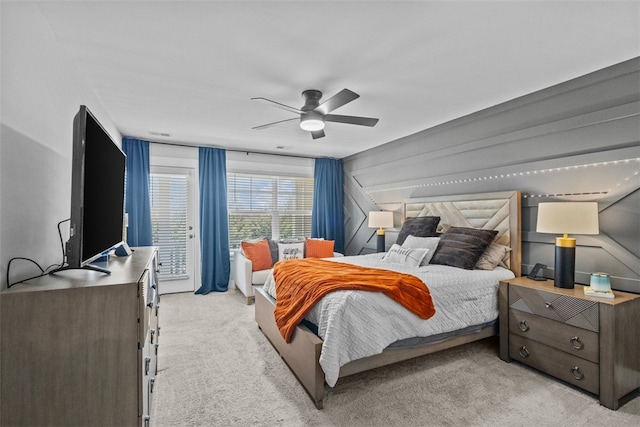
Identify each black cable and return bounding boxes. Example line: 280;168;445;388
6;257;45;288
5;218;70;288
56;218;70;267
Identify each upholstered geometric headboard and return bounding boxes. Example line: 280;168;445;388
403;191;522;276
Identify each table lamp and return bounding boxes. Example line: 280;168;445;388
536;202;599;288
368;211;394;253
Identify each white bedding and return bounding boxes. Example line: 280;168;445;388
262;253;515;387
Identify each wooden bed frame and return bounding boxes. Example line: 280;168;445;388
255;190;521;409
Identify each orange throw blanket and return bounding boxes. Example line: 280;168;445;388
273;258;436;343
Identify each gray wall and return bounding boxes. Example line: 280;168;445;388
1;3;121;289
344;58;640;293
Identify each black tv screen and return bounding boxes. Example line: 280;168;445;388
65;105;126;270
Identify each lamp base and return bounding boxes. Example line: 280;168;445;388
554;245;575;289
376;233;386;253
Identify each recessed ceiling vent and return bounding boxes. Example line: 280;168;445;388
148;131;171;137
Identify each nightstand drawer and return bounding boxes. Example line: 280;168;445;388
509;309;599;363
509;284;599;332
509;333;599;394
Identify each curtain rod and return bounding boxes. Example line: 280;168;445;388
147;139;317;160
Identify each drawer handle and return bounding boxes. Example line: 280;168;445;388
570;336;584;350
145;357;151;376
518;346;530;358
544;302;553;309
571;366;584;380
518;320;529;332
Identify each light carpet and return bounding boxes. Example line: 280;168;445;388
150;291;640;427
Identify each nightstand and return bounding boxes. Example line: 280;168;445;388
499;277;640;410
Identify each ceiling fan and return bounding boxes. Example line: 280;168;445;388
251;88;379;139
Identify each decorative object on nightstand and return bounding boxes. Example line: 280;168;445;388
536;202;599;288
368;211;394;253
584;272;614;298
526;262;547;281
583;286;615;299
589;272;611;292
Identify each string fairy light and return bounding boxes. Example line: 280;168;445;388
364;158;640;195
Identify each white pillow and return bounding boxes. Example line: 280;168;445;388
402;235;440;265
382;244;429;268
278;242;304;260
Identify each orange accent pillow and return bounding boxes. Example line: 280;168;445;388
241;239;273;271
305;239;335;258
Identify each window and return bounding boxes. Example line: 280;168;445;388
227;173;313;248
150;170;189;279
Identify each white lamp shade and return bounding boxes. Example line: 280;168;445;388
536;202;599;235
368;211;394;229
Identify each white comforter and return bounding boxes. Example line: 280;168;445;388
262;253;514;387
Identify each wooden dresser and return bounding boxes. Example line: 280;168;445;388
0;247;160;426
499;276;640;410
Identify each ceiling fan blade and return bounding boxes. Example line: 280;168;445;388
311;129;325;140
324;114;379;127
251;97;302;114
316;89;359;114
252;117;299;130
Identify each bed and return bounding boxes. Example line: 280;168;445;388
255;190;521;408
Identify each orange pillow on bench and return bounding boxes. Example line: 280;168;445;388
241;239;273;271
305;238;335;258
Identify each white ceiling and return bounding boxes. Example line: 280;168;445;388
34;1;640;159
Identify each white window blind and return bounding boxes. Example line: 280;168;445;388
150;173;188;279
227;173;313;248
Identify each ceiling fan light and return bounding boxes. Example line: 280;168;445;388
300;118;325;131
300;110;325;132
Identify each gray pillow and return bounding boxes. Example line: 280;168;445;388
401;235;440;265
396;216;440;245
475;243;511;270
382;244;429;268
267;239;279;265
430;227;498;270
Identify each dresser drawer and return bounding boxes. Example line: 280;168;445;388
509;309;599;363
509;333;599;394
509;284;599;332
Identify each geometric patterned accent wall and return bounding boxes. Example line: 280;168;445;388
344;191;367;250
343;60;639;292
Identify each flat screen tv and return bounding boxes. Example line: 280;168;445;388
57;105;126;274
